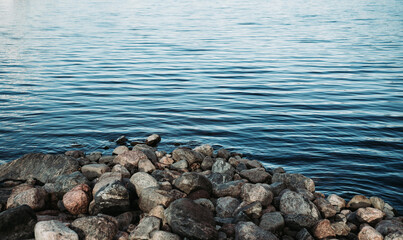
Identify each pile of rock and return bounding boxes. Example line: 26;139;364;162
0;134;401;240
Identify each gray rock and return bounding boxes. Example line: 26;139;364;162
130;216;160;240
151;231;181;240
133;144;158;163
65;150;85;158
213;180;245;198
0;205;37;240
272;173;315;192
7;185;47;210
331;222;350;236
99;156;116;165
146;134;161;146
34;220;78;240
239;168;271;183
139;187;175;213
92;172;123;196
246;160;264;169
269;181;287;196
296;228;314;240
81;163;110;180
234;201;263;220
130;172;159;196
138;158;156;173
212;159;235;181
375;220;403;236
113;145;129;155
314;198;337;218
201;156;214;170
172;147;204;165
194;144;214;157
90;180;130;215
259;211;284;233
207;172;230;185
71;215;118;240
112;164;131;178
370;196;385;211
113;150;148;171
87;152;102;162
235;221;279;240
174;172;212;194
327;194;346;212
284;214;320;230
0;153;79;183
385;231;403;240
241;183;273;207
217;149;231;160
216;197;240;218
170;160;188;170
280;190;321;220
164;198;218;240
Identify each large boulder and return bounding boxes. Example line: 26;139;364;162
0;153;79;183
172;147;204;165
375;220;403;236
164;198;218;240
71;215;118;240
173;172;212;194
272;173;315;192
44;171;90;198
280;190;321;219
0;205;37;240
235;221;278;240
34;220;79;240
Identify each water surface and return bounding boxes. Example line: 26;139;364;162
0;0;402;212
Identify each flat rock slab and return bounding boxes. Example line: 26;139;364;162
0;153;79;183
34;220;79;240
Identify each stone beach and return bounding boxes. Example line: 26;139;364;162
0;134;401;240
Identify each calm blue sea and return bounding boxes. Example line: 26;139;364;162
0;0;402;212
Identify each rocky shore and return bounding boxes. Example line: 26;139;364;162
0;134;401;240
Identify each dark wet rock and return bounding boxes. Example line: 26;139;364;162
194;144;214;157
358;225;383;240
188;189;210;200
347;195;372;209
385;231;403;240
313;219;336;239
213;180;245;198
269;181;287;196
212;159;235;181
71;215;118;240
7;185;47;211
93;172;123;196
0;153;79;183
245;160;264;169
314;197;337;218
87;152;102;162
113;150;148;171
172;147;204;165
235;221;279;240
356;207;385;224
331;221;351;236
170;160;188;170
241;183;273;207
239;168;271;183
272;173;315;192
296;228;314;240
217;148;231;160
0;205;37;240
65;150;85;159
62;184;91;215
234;201;263;220
194;198;215;212
327;194;346;212
146;134;161;146
207;172;230;185
90;180;130;215
139;187;175;213
99;156;116;165
129;216;160;240
115;212;134;231
280;190;321;220
113;146;129;155
116;135;128;145
259;211;284;233
216;196;240;218
44;171;90;198
81;163;110;180
284;214;319;230
130;172;158;196
133;144;158;163
34;220;79;240
375;220;403;236
164;198;218;240
173;172;212;194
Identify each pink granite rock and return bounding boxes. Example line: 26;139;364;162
62;184;90;215
313;219;336;239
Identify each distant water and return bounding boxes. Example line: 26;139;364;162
0;0;402;212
